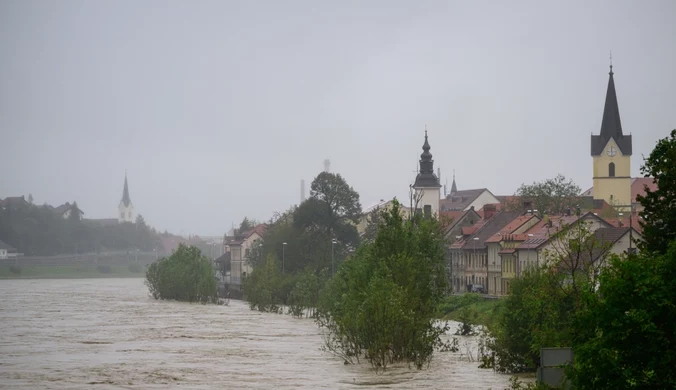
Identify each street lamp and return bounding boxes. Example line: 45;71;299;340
527;233;534;271
331;239;337;277
472;237;479;289
282;242;287;273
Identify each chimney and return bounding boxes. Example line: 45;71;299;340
483;204;497;220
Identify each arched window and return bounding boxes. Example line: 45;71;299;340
609;162;615;177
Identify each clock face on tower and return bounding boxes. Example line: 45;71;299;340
606;146;617;157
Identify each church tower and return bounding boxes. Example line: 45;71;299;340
413;130;442;218
118;172;134;223
591;64;632;211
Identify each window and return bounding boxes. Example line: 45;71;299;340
424;205;432;217
245;248;250;257
120;213;124;218
609;162;615;177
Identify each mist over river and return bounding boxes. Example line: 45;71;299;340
0;279;516;389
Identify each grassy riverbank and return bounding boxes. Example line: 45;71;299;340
0;264;146;279
438;293;503;327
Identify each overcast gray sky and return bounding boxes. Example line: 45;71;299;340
2;0;675;236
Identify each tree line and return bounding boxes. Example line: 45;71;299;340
0;203;163;256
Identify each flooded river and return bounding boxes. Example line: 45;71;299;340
0;279;516;389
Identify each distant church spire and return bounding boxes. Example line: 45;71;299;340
121;171;132;207
413;130;441;188
451;169;457;194
591;62;632;156
118;171;134;223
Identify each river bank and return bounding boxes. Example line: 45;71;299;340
0;264;145;279
438;293;503;327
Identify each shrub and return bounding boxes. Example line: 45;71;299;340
145;244;218;304
128;263;143;273
9;265;21;275
97;265;112;274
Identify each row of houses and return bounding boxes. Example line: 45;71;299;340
444;202;641;295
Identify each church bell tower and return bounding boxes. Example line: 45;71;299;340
413;130;442;218
591;64;632;211
118;171;134;223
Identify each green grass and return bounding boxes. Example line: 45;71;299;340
438;293;504;327
0;264;146;279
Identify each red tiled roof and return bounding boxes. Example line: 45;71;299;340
476;203;503;218
440;210;464;222
484;214;538;243
631;177;657;203
461;226;478;235
604;214;643;234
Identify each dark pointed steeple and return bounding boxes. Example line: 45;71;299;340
591;63;632;156
121;171;132;207
414;130;441;188
450;169;457;194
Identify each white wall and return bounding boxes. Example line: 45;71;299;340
118;203;134;223
466;191;500;211
0;249;6;259
415;187;441;218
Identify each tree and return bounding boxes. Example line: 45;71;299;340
68;201;81;222
317;199;449;370
27;194;34;205
135;214;146;227
295;172;362;246
509;174;581;215
145;244;218;303
238;217;256;234
570;241;676;389
636;129;676;254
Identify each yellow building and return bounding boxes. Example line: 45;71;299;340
591;65;632;211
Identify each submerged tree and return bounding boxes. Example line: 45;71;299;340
317;199;448;371
145;244;218;303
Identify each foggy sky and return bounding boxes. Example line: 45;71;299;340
2;0;675;236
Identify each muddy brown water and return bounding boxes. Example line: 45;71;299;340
0;278;517;389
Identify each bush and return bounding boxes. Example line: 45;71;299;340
9;265;21;275
145;244;218;304
128;263;143;273
97;265;112;274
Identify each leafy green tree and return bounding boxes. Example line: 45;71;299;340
636;129;676;254
244;254;283;313
362;206;383;243
570;241;676;389
145;244;218;303
317;199;448;370
295;172;361;244
508;174;581;215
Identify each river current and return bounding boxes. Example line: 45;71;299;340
0;278;516;389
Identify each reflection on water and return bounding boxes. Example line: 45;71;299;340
0;279;514;389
